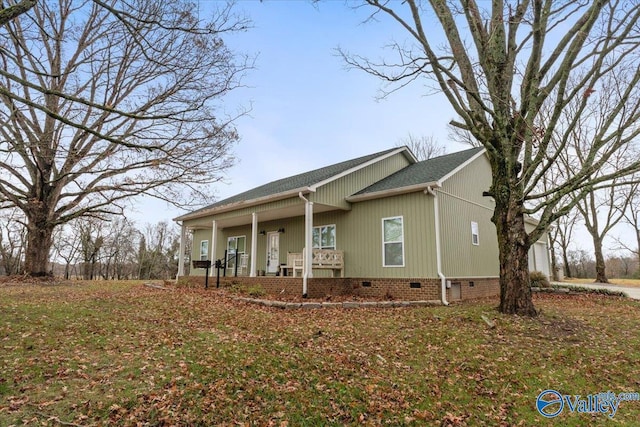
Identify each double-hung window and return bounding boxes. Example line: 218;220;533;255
312;224;336;250
382;216;404;267
226;236;246;270
199;240;209;261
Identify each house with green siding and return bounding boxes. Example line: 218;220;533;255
174;146;551;303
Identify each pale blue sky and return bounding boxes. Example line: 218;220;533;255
216;0;465;195
133;0;465;224
133;1;631;256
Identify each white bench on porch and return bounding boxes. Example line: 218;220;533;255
287;249;344;278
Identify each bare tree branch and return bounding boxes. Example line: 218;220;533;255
346;0;640;315
0;0;251;275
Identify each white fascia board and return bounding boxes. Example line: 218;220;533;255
346;182;439;203
174;187;312;222
308;147;416;192
436;148;487;186
524;215;541;226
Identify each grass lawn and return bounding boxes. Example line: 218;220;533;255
1;281;640;426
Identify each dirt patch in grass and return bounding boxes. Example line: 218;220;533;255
537;316;586;341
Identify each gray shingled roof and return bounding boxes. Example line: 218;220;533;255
352;147;484;196
185;147;403;216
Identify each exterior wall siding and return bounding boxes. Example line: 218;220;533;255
190;191;438;280
190;217;308;274
525;220;551;276
312;152;412;209
341;192;438;278
185;151;519;284
438;155;499;277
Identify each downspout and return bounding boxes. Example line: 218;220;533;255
426;186;449;306
298;192;312;297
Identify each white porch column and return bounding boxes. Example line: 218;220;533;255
176;222;186;279
210;220;217;277
303;199;314;296
250;212;258;277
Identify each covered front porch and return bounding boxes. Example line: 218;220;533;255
176;192;346;296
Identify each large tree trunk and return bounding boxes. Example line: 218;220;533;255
593;237;609;283
549;244;559;281
492;174;537;316
635;229;640;278
24;219;54;277
563;250;572;279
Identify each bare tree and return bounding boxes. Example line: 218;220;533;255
396;133;446;160
137;221;179;280
0;208;26;275
552;76;639;283
606;254;637;279
552;210;581;280
52;222;83;279
99;217;139;279
568;249;596;279
613;182;640;275
0;0;250;276
78;218;105;280
341;1;640;315
574;186;632;283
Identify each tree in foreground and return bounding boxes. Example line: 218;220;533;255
344;0;640;315
0;0;250;276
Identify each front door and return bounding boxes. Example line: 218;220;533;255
266;232;280;274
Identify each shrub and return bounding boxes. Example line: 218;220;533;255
530;271;551;288
247;284;266;297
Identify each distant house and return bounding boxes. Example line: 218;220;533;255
174;146;550;302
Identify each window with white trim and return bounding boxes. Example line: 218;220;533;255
226;236;246;269
382;216;404;267
471;221;479;245
312;224;336;250
199;240;209;260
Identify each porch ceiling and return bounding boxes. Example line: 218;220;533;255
188;203;340;230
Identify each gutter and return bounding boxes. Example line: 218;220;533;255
425;186;449;306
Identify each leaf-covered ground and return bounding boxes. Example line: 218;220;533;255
1;281;639;426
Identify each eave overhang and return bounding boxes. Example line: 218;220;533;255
173;187;313;222
346;182;440;203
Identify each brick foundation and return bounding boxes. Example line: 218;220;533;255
180;275;499;302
